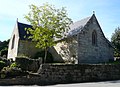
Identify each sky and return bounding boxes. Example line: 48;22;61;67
0;0;120;41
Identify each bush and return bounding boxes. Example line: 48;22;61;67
0;48;8;58
0;61;6;70
10;62;19;68
1;66;24;78
0;62;25;78
0;57;11;66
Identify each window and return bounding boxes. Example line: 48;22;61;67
11;35;15;49
92;30;97;46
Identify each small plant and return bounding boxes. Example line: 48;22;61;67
1;73;6;79
10;62;19;68
0;66;9;78
1;66;22;78
0;61;5;64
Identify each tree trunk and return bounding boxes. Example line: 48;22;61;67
44;48;47;63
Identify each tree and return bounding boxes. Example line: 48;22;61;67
0;39;9;57
111;27;120;57
24;3;72;63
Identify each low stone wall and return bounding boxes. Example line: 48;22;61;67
0;64;120;85
16;57;42;72
37;64;120;84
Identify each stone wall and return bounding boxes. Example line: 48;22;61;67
0;64;120;85
16;57;42;71
37;64;120;84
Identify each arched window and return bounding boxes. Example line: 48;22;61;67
92;30;97;46
11;35;15;49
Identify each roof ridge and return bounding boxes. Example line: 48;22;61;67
73;16;91;24
17;21;32;40
17;21;31;26
67;15;92;36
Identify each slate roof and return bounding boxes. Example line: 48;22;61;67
67;16;91;36
17;22;32;40
17;15;92;40
16;15;113;47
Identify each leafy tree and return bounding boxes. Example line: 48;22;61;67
111;27;120;57
0;39;9;57
0;40;9;51
24;3;72;63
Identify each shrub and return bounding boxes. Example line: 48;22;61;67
10;62;19;68
0;60;5;64
0;57;11;66
0;48;8;58
0;61;6;70
0;62;24;78
1;66;23;78
1;73;6;79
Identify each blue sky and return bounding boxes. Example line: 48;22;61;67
0;0;120;41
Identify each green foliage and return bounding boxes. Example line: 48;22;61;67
111;27;120;57
0;39;9;57
0;61;6;70
0;48;8;57
1;66;22;78
0;39;9;51
24;3;72;63
0;60;5;64
10;62;19;68
1;73;6;79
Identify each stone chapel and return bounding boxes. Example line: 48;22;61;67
7;14;114;64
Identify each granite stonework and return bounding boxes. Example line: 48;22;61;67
0;64;120;85
77;15;114;63
15;57;42;71
37;64;120;84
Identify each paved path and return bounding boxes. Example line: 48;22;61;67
4;80;120;87
47;80;120;87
